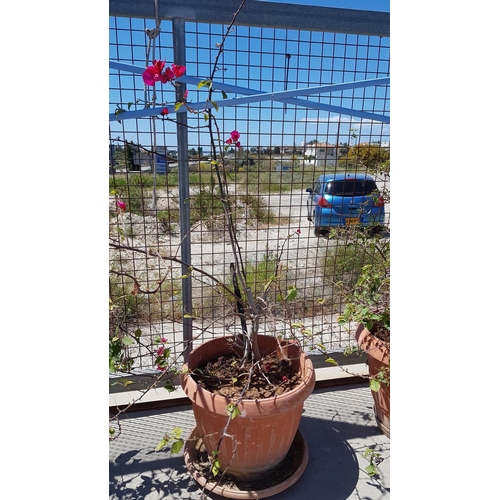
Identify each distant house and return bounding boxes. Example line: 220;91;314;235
303;141;339;166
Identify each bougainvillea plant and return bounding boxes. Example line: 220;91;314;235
141;60;242;151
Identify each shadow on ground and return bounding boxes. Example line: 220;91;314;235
109;393;389;500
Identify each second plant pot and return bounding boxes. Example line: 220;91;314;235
355;323;390;438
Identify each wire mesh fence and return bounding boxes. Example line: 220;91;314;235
109;1;390;374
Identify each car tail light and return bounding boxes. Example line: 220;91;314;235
374;195;384;207
318;197;332;208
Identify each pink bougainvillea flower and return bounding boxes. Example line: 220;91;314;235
296;228;301;234
157;346;165;356
183;89;189;99
160;337;167;343
143;61;186;86
116;200;126;212
225;130;242;148
160;107;169;116
164;66;175;81
282;375;288;382
157;365;166;371
142;59;167;86
171;63;186;78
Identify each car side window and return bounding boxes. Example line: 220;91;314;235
314;181;322;194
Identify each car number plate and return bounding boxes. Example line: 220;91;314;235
345;218;360;225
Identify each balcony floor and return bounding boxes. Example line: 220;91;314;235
109;383;390;499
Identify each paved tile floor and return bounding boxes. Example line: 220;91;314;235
109;383;390;499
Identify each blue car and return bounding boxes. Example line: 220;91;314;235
306;173;385;236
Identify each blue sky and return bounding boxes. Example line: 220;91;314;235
257;0;389;11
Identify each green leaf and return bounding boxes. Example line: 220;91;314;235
210;99;219;112
155;438;168;451
121;336;135;346
109;359;116;373
170;439;184;454
227;403;241;419
115;108;125;117
174;101;183;111
325;357;338;366
211;455;221;477
127;102;133;110
221;90;228;99
263;276;276;292
134;328;142;338
212;460;220;477
164;380;175;392
197;79;211;89
365;464;377;477
369;379;381;392
285;285;297;300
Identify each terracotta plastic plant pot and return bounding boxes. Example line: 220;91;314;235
181;335;316;483
355;323;390;438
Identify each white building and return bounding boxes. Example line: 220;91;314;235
303;141;339;166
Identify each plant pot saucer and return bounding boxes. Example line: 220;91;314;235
184;426;309;499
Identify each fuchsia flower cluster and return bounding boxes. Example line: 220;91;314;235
142;60;186;86
116;200;126;212
154;337;169;371
142;61;243;148
226;130;241;148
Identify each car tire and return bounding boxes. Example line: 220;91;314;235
368;224;384;236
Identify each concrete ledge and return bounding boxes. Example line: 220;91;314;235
109;363;369;413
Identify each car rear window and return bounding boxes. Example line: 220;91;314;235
325;179;378;196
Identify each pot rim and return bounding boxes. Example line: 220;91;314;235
355;323;390;363
181;335;316;413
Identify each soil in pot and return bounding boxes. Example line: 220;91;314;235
191;350;302;399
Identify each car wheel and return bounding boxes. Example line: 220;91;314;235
368;224;384;236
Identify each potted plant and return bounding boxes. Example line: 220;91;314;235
337;238;390;438
181;332;316;497
109;1;317;496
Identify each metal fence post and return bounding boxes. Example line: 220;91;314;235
172;17;193;360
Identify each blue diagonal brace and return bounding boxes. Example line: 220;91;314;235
109;62;389;123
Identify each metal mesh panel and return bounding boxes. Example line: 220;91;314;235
109;4;390;373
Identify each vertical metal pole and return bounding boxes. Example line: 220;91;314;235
172;17;193;360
